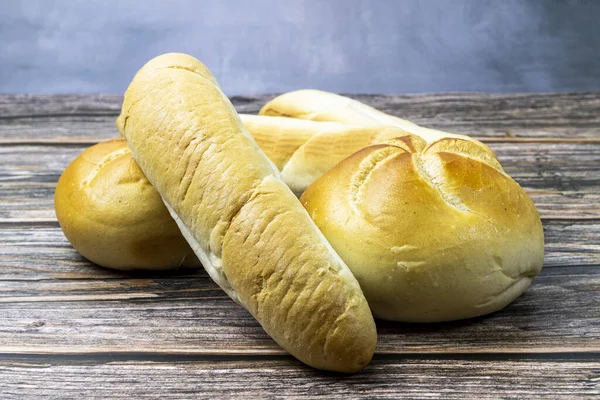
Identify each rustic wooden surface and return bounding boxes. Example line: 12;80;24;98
0;93;599;399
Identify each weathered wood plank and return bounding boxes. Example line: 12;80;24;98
0;225;201;281
0;354;598;399
0;245;597;355
359;92;600;139
0;94;123;116
0;217;598;283
1;142;599;220
543;220;600;267
1;92;599;140
0;94;264;143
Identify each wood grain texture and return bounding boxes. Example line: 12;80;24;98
0;222;598;355
0;355;598;400
0;93;599;398
0;264;598;355
1;219;598;282
1;92;600;141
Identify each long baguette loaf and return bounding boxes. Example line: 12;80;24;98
240;114;409;194
259;89;500;164
118;53;376;372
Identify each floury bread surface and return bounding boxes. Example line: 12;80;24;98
118;53;376;372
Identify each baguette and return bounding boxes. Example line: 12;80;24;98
118;53;376;372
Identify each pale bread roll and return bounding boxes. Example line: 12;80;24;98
239;114;345;170
118;53;376;372
259;89;499;162
300;136;544;322
54;138;198;270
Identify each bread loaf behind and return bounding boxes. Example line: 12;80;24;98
259;89;499;163
54;138;198;269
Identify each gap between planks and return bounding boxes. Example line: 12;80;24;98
0;346;599;358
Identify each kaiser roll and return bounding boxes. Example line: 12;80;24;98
300;135;545;322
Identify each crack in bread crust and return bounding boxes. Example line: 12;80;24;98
348;146;406;214
411;155;470;213
383;135;426;153
80;145;131;187
423;137;504;172
161;198;240;303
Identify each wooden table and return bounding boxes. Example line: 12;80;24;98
1;93;599;399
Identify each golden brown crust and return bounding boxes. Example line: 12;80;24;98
54;138;198;270
222;175;375;370
301;139;544;322
118;53;376;372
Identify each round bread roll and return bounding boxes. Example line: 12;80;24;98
55;138;199;270
300;135;545;322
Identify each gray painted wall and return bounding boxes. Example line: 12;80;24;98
1;0;599;95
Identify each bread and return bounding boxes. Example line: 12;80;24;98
58;116;407;270
300;136;545;322
259;89;499;161
54;138;199;270
118;53;376;372
240;114;409;195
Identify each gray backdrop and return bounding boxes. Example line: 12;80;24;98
1;0;599;95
